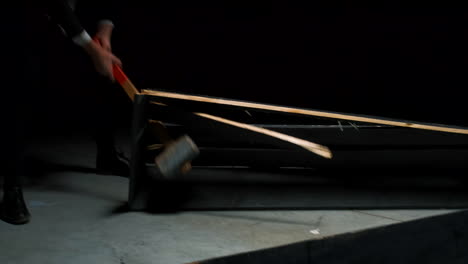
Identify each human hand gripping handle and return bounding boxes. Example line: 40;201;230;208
93;38;139;101
84;38;122;82
92;39;198;178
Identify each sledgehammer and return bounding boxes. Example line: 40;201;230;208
154;135;199;179
93;38;199;179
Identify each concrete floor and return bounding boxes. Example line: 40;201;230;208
0;134;465;264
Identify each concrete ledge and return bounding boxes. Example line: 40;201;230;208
196;210;468;264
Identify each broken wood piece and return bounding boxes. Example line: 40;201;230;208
142;89;468;135
147;144;164;151
195;113;332;159
148;120;173;144
107;54;332;159
149;102;333;159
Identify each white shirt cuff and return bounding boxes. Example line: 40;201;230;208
98;20;115;28
72;30;92;47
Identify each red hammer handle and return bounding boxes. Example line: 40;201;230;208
92;37;138;101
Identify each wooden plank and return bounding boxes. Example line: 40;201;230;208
142;89;468;135
147;104;332;159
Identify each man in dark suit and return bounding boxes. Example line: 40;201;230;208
1;0;129;225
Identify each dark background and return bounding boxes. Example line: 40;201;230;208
21;2;468;132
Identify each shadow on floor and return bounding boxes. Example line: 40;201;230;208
8;159;468;216
125;167;468;214
194;209;468;264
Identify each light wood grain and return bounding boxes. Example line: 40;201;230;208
149;102;332;159
112;67;332;158
120;79;139;101
142;89;468;135
195;112;332;159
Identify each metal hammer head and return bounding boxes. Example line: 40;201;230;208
154;135;199;180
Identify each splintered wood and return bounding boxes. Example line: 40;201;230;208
142;89;468;135
111;64;333;159
149;102;333;159
195;113;332;159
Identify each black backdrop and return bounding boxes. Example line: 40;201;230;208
29;3;468;131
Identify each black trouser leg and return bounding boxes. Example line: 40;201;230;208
88;74;121;156
2;11;28;190
1;7;32;224
87;69;130;176
3;115;25;189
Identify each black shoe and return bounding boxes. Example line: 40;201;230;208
1;187;31;225
96;150;130;177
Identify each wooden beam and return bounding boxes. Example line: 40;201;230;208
142;89;468;135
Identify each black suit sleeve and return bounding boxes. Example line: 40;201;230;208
75;0;122;32
38;0;121;40
45;0;85;38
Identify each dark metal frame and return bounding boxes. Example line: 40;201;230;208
128;94;468;210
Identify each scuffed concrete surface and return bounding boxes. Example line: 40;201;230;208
0;136;462;264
